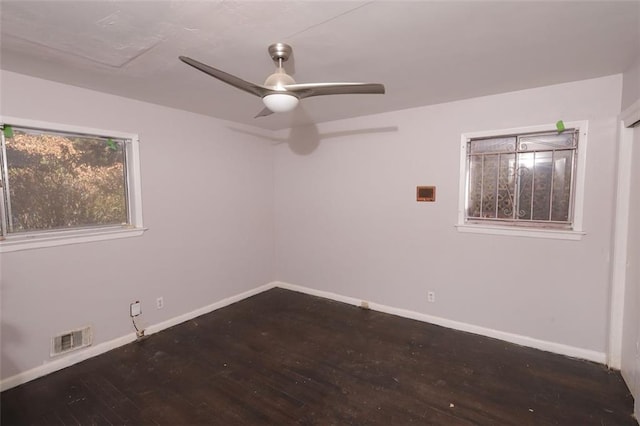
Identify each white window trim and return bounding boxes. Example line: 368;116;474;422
456;121;588;240
0;116;146;253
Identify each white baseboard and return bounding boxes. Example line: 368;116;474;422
0;282;277;392
274;281;607;365
1;280;607;392
144;282;275;336
0;332;139;392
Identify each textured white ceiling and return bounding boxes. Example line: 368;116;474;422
1;1;639;130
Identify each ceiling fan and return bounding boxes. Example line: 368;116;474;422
179;43;385;118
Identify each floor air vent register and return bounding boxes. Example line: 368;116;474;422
51;326;92;356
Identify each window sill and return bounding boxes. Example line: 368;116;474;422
455;224;585;240
0;226;147;253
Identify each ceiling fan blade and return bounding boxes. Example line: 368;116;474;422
254;107;274;118
179;56;270;98
284;83;385;99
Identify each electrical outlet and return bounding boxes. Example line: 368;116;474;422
130;301;141;317
427;291;435;303
156;297;164;309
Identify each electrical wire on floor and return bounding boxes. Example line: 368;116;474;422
131;315;145;338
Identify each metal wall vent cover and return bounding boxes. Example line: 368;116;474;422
51;326;92;357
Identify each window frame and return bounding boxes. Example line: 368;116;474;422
456;121;588;240
0;116;145;252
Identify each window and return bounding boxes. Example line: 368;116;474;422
457;122;587;240
0;117;144;252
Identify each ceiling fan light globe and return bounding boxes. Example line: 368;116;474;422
262;93;299;113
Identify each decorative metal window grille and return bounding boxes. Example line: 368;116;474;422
465;129;578;228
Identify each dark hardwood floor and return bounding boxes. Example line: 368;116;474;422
1;288;637;425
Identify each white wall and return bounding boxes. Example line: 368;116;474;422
621;123;640;419
622;58;640;111
274;75;622;356
620;59;640;416
0;71;275;381
0;70;629;389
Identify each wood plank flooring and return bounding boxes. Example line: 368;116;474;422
1;288;637;425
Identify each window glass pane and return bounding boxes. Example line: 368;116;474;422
480;154;499;218
497;153;516;219
551;150;573;222
519;132;576;151
532;152;552;221
517;152;534;219
467;155;482;217
469;137;516;154
467;156;483;218
4;128;127;233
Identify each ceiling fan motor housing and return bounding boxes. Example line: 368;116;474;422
268;43;293;62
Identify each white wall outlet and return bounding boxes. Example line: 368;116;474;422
130;301;141;317
156;297;164;309
427;291;436;303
